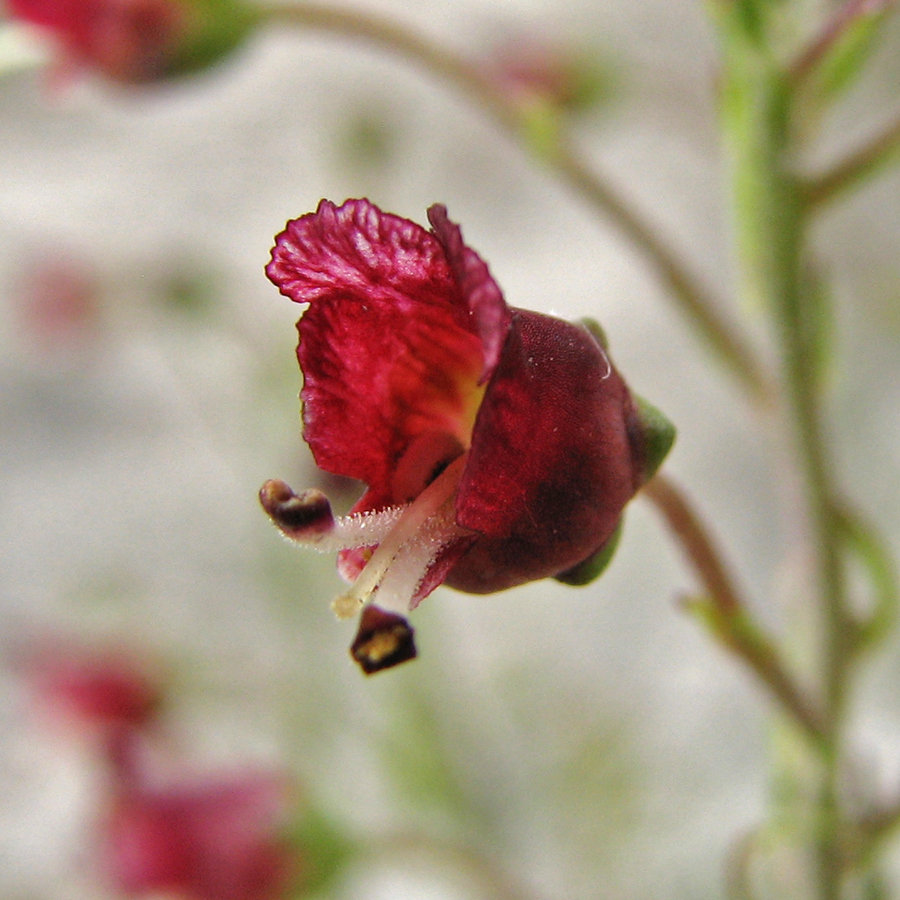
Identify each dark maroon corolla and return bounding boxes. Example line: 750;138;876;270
260;199;673;673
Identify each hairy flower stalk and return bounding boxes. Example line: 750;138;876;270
262;199;674;672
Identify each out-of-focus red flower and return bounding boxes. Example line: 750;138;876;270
14;257;101;349
17;636;303;899
7;0;257;83
103;772;295;900
260;199;674;673
21;641;161;737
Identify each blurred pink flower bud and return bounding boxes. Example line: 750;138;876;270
14;257;101;349
20;640;161;737
7;0;258;83
482;36;610;113
103;771;296;900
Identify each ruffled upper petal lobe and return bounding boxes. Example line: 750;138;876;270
267;199;510;497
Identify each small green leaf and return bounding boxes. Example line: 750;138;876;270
169;0;260;77
803;0;894;102
835;506;899;652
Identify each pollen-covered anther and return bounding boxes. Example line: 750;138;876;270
350;605;417;674
259;480;334;542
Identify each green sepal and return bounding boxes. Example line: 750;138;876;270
633;394;676;482
168;0;260;78
578;316;609;350
554;519;623;586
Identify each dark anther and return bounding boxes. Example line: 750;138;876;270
350;606;417;674
258;480;334;537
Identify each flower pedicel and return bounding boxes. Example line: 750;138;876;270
260;199;674;673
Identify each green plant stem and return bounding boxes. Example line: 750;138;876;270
718;31;854;896
642;473;743;617
804;112;900;207
777;231;848;900
256;0;773;406
643;473;828;748
769;181;850;730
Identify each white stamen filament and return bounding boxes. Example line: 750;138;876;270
331;454;467;619
364;500;466;616
298;504;407;552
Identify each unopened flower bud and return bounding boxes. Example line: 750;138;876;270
8;0;258;84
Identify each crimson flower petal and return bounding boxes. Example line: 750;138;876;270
267;199;510;499
9;0;181;81
426;203;510;383
7;0;255;83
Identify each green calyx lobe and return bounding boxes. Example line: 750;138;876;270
169;0;259;77
632;393;675;483
580;315;676;479
578;316;609;349
554;519;623;586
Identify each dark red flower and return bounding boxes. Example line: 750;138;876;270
8;0;256;83
103;771;294;900
261;199;673;673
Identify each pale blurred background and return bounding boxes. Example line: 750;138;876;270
1;0;899;897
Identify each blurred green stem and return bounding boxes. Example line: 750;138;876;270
855;795;900;869
257;0;773;405
714;10;856;896
366;831;551;900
